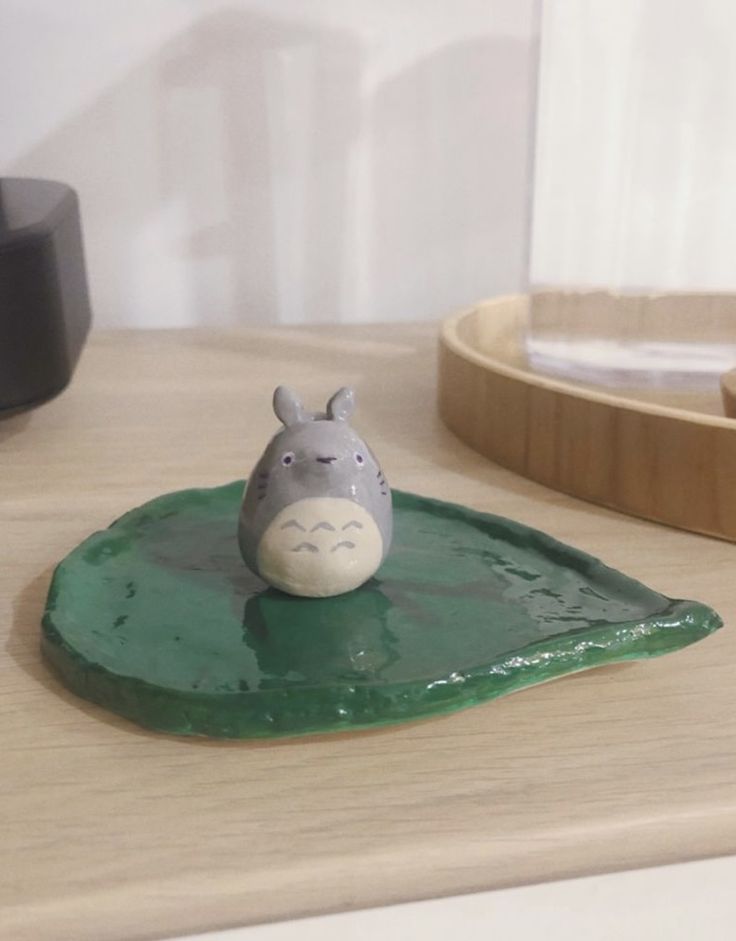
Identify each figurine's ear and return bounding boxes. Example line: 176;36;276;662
326;387;355;422
273;386;305;427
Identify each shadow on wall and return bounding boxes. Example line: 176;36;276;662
9;10;535;327
370;37;533;323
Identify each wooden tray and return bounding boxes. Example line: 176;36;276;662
438;293;736;541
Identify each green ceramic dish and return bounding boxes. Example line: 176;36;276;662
41;482;722;739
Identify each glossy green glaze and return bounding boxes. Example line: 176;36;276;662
41;481;722;739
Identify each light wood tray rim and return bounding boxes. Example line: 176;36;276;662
441;295;735;430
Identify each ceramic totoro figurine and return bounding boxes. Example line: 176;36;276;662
238;386;392;598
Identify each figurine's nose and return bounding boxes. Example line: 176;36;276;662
316;456;337;464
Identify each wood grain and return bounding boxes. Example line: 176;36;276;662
2;324;735;941
439;295;736;541
720;369;736;418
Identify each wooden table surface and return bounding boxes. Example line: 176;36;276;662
2;325;735;941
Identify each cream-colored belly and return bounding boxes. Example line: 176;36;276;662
256;498;384;598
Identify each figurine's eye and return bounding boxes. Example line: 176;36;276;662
354;452;364;465
281;451;296;467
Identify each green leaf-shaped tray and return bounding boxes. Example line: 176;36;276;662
41;482;722;739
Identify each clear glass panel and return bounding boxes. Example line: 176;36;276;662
528;0;736;401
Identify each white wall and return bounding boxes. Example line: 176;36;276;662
0;0;538;328
532;0;736;293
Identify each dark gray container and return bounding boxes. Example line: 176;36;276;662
0;177;91;417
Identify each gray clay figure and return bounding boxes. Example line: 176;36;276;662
238;386;392;597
